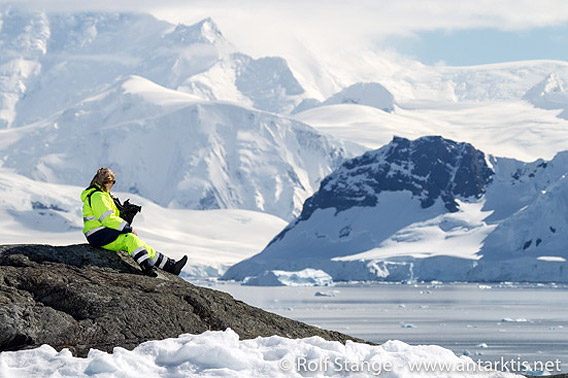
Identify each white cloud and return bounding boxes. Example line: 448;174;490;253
5;0;568;54
143;1;568;56
2;0;567;91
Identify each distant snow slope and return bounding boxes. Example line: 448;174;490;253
291;58;568;161
223;136;568;284
289;47;568;105
0;168;287;276
295;100;568;161
524;72;568;119
292;82;395;114
0;75;351;220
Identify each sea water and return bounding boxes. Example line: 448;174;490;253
206;281;568;373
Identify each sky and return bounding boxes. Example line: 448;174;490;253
388;24;568;66
3;0;568;66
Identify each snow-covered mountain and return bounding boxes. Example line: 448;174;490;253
292;82;395;114
0;7;306;129
524;72;568;119
294;94;568;161
0;75;351;220
0;6;365;220
291;64;568;162
180;52;305;114
223;136;568;283
301;52;568;105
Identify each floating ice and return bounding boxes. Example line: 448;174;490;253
315;290;337;297
501;318;530;323
243;268;333;286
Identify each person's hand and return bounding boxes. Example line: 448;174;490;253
131;229;138;236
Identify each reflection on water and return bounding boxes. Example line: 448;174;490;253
203;281;568;373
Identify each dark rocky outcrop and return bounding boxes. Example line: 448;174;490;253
0;244;364;357
300;135;494;220
256;135;494;252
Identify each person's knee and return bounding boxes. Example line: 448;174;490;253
122;233;143;250
124;233;142;244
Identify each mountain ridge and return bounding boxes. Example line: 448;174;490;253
223;135;568;284
1;74;353;220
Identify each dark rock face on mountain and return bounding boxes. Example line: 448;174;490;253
223;136;499;282
223;138;568;284
300;135;493;220
0;244;363;357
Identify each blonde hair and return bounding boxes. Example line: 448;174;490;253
89;168;115;192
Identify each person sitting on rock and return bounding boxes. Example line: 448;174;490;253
81;167;187;277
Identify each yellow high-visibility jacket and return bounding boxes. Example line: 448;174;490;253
81;185;132;247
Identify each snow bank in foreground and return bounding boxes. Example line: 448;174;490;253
0;329;523;378
243;268;333;286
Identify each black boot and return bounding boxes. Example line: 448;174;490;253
139;258;158;278
163;255;188;275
